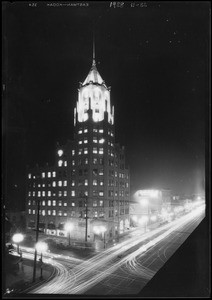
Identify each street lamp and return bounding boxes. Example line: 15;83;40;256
93;226;107;249
64;222;73;246
12;233;24;255
35;242;48;280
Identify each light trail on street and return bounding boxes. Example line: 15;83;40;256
27;203;205;295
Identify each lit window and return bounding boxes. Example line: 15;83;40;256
93;128;98;133
99;191;104;196
99;169;104;175
64;161;67;167
99;148;104;154
42;210;45;216
111;143;114;147
58;149;63;157
99;129;103;133
38;191;41;197
84;148;88;154
28;191;31;197
115;171;117;177
48;191;51;197
58;201;62;206
85;158;88;164
93;179;97;186
71;191;75;197
100;181;104;186
58;181;62;187
52;210;56;216
64;191;67;196
93;138;97;143
93;200;97;207
38;184;41;187
64;212;67;216
33;191;35;197
58;160;63;167
32;210;35;214
64;202;67;206
79;140;82;145
111;152;114;157
64;181;67;186
85;191;88;196
99;200;103;207
119;173;121;178
28;174;31;179
85;179;88;186
78;149;82;155
93;147;97;154
42;201;45;206
84;139;88;144
111;132;114;137
48;172;51;178
28;209;31;214
72;160;75;166
28;200;31;205
33;176;36;179
84;128;88;133
42;172;45;178
48;200;51;206
53;181;56;187
43;184;45;188
71;180;75;186
59;191;62;197
72;202;75;207
53;171;56;177
72;150;75;155
99;138;104;144
93;158;98;164
52;200;56;206
94;211;98;218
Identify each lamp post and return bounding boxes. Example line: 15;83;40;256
35;242;48;280
12;233;24;255
93;226;107;249
64;223;73;246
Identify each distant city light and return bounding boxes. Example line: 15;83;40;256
132;215;138;222
150;215;157;222
135;189;160;199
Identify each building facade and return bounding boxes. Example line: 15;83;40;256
26;53;130;244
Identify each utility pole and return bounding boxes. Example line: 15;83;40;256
84;195;88;242
32;199;40;282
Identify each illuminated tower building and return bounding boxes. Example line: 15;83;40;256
26;46;130;247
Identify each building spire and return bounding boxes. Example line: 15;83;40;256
92;29;96;67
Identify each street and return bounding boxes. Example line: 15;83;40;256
15;203;205;295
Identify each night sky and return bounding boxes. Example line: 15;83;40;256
3;1;209;210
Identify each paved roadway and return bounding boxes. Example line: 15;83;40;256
18;204;205;296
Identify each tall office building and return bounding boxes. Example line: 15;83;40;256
26;48;130;245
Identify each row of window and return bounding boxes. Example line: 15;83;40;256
28;200;68;206
28;209;67;216
28;191;67;197
28;178;129;189
28;171;56;179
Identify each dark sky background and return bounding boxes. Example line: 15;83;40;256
3;1;209;210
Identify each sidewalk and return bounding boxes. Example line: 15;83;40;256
4;255;54;295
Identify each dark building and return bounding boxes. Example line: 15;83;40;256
26;51;130;245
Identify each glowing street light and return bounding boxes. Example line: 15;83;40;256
64;222;73;246
93;225;107;249
35;242;48;280
12;233;24;254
